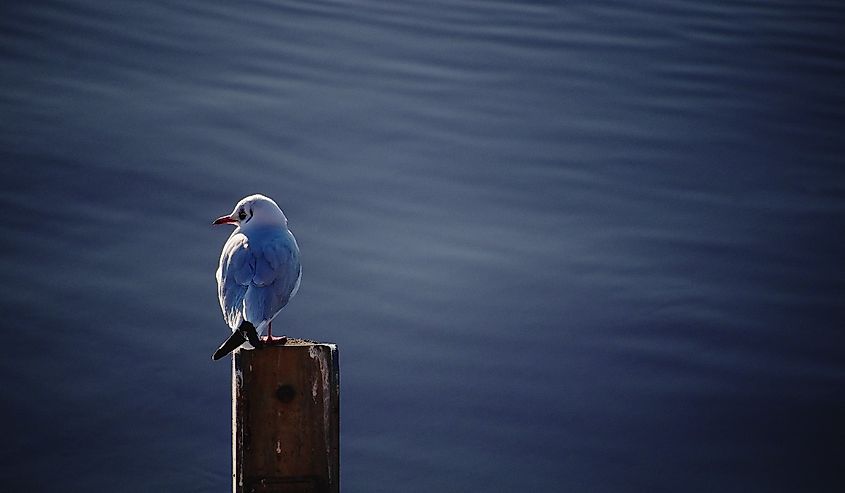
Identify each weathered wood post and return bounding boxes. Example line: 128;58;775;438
232;341;339;493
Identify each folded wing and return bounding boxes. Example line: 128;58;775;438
217;229;301;332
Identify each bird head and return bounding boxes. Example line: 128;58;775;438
212;194;288;229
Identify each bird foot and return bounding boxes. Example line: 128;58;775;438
260;335;287;346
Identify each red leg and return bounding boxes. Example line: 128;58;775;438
261;321;287;345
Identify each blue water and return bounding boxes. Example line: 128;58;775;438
1;1;844;491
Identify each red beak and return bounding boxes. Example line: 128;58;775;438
212;215;237;226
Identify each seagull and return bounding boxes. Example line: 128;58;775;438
211;194;302;361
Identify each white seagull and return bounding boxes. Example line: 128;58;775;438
211;194;302;360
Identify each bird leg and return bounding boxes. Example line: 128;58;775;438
261;321;287;345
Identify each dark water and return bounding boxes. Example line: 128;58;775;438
2;0;844;491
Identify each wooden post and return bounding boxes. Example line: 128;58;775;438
232;341;339;493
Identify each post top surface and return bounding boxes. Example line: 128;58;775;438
282;338;334;346
237;338;336;348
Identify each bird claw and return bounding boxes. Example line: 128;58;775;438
260;335;287;346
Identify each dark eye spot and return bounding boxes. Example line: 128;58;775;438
238;209;247;220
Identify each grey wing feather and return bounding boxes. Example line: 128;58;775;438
217;230;301;332
217;233;251;330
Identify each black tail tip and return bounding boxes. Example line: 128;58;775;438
211;330;248;362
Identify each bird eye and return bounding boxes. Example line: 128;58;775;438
238;209;247;220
